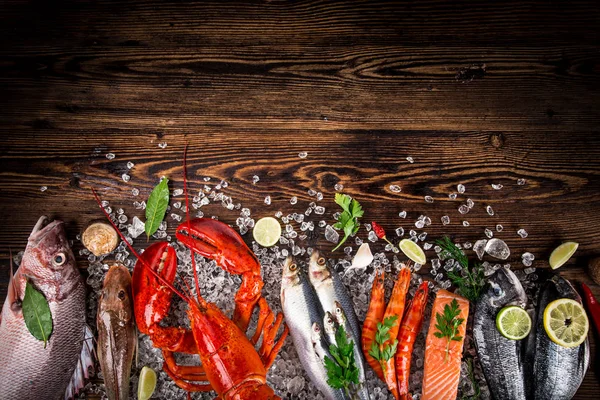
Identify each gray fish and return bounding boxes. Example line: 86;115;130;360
281;257;347;400
97;264;136;400
333;301;369;400
474;268;528;400
532;274;589;400
0;216;94;400
308;250;361;343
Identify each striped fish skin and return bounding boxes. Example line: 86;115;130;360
280;257;347;400
532;275;590;400
474;268;528;400
0;217;91;400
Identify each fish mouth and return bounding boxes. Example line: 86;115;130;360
28;216;64;245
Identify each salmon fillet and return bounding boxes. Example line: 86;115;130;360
421;290;469;400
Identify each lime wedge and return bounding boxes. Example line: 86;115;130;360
138;366;157;400
253;217;282;247
549;242;579;270
543;298;589;348
399;239;426;265
496;306;532;340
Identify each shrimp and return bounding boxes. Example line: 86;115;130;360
396;281;429;400
361;270;386;381
381;264;412;400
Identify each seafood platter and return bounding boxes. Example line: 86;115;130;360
0;150;596;400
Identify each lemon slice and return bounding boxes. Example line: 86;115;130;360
543;298;589;348
253;217;282;247
549;242;579;270
496;306;532;340
399;239;426;265
138;366;157;400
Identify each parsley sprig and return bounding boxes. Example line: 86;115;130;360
436;236;486;302
324;325;360;399
332;193;364;252
368;315;399;372
434;298;465;362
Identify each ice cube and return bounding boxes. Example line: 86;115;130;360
399;211;407;218
517;178;527;185
517;228;528;238
307;189;316;196
415;220;425;229
158;142;167;149
128;216;145;239
286;376;305;395
484;228;494;238
252;175;260;184
406;156;414;163
368;230;378;242
314;206;325;215
121;173;130;182
389;184;402;193
484;238;511;260
316;192;323;201
423;243;432;250
325;225;339;243
40;186;48;192
418;232;427;241
290;196;297;205
118;214;127;224
264;195;271;205
458;205;470;214
492;183;503;190
131;188;139;196
298;151;308;159
473;239;488;260
173;201;181;209
466;198;474;209
344;246;353;255
496;224;503;232
173;189;184;196
319;220;327;228
524;267;536;275
126;161;135;169
486;205;494;216
334;183;344;191
521;252;535;261
424;195;434;203
441;215;450;225
522;258;533;267
395;227;404;236
170;213;182;222
105;152;115;160
457;184;466;193
449;192;458;200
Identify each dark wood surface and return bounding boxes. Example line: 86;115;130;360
1;1;599;398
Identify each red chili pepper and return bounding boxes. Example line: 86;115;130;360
581;283;600;336
371;221;394;248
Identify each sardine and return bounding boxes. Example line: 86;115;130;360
473;268;528;400
281;257;347;400
97;264;136;400
333;301;369;400
532;274;589;400
0;216;94;399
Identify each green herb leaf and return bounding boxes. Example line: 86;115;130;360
323;324;360;396
371;315;399;364
145;178;170;239
22;281;53;348
434;298;464;362
332;194;364;252
435;236;486;302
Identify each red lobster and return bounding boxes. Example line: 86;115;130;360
92;155;288;399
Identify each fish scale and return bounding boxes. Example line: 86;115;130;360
474;268;528;400
532;275;590;400
0;218;91;400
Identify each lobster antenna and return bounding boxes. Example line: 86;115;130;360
183;144;202;299
91;188;189;301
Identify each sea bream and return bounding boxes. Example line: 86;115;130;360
532;274;589;400
473;268;528;400
97;264;136;400
0;216;94;399
280;256;347;400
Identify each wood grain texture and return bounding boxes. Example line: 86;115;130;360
1;0;599;398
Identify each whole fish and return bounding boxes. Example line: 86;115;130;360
308;250;361;345
0;216;94;399
473;268;528;400
333;301;369;400
281;256;347;400
97;264;136;400
532;274;590;400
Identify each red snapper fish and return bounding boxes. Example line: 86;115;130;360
0;216;94;399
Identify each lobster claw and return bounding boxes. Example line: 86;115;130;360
176;218;260;276
132;241;178;331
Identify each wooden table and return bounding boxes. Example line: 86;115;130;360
1;1;599;398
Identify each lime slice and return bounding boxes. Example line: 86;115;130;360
496;306;532;340
138;366;157;400
543;298;589;348
253;217;282;247
399;239;427;265
549;242;579;270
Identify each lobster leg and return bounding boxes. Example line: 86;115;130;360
163;351;207;380
262;324;289;369
251;298;273;345
163;365;213;392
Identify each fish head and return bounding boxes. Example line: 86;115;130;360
18;216;78;300
308;250;330;284
333;301;347;325
323;311;336;335
99;264;134;321
281;256;302;302
488;267;527;308
310;322;323;344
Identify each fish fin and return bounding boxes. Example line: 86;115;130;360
64;325;95;400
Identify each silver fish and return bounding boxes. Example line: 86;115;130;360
532;274;590;400
97;264;136;400
474;268;528;400
308;250;361;343
0;216;94;400
333;301;369;400
281;257;347;400
323;311;337;345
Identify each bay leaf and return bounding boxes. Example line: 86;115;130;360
22;281;53;348
145;177;169;239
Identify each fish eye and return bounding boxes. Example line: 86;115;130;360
52;253;66;266
118;290;126;300
318;257;326;266
289;263;297;271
